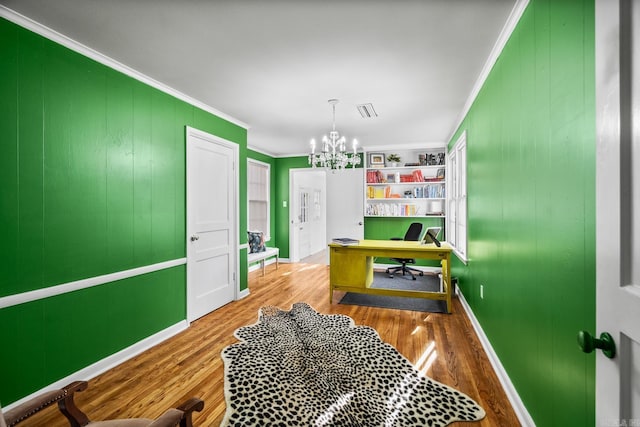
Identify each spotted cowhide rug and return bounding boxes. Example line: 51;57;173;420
221;302;485;426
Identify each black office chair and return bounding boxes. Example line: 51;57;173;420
386;222;424;280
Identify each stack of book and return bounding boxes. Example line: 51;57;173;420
332;238;359;246
366;170;386;183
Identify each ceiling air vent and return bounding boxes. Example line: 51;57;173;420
356;103;378;118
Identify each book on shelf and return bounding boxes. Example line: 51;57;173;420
332;237;359;246
366;169;386;183
367;186;392;199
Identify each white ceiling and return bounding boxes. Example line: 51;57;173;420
0;0;519;157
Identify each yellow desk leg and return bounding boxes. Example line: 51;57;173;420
330;282;333;304
329;247;372;304
441;256;452;314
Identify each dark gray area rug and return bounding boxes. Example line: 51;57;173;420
339;271;447;313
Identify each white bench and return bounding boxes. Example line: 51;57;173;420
248;247;279;276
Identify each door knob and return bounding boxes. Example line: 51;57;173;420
190;235;200;242
577;330;616;359
358;222;363;225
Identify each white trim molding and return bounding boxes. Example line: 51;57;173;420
362;142;446;152
0;6;248;131
457;289;535;426
0;258;186;310
247;145;278;158
3;320;188;410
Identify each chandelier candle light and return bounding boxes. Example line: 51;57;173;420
309;99;361;170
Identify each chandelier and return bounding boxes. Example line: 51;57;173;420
308;99;361;170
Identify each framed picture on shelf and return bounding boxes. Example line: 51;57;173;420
369;153;385;166
437;168;445;179
426;151;446;166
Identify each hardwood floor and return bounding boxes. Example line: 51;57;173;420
18;260;520;426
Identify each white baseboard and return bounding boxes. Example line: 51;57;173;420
457;289;535;426
4;320;189;409
237;288;250;299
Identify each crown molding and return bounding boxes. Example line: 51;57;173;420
0;6;249;130
362;142;446;152
247;145;279;158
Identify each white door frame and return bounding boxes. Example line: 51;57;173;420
595;0;640;423
185;126;239;323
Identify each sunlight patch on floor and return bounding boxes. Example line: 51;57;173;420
415;341;437;376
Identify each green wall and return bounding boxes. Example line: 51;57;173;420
0;17;247;404
449;1;596;425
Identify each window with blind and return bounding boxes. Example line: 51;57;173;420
248;159;270;240
447;131;467;261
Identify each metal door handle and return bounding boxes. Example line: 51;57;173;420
358;222;363;225
577;330;616;359
190;235;200;242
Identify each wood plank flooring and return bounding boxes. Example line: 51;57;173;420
17;259;521;426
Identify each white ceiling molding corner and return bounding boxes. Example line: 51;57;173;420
0;5;248;130
447;0;531;144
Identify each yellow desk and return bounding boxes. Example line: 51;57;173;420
329;239;453;313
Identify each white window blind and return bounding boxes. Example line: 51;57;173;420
248;159;270;240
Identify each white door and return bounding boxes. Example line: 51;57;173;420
186;127;237;322
326;168;364;243
289;169;325;262
594;0;640;422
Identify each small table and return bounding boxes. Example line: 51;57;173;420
329;239;453;313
